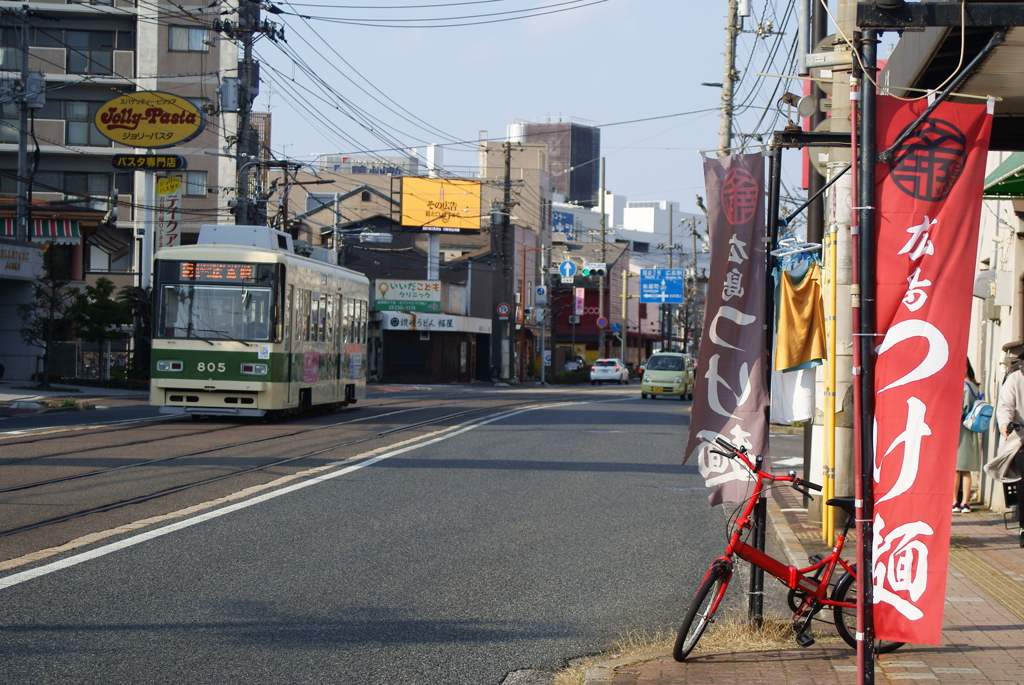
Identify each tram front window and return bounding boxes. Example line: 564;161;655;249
159;285;274;341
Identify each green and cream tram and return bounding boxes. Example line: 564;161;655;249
150;225;370;417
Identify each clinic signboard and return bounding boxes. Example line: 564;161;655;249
374;279;442;312
94;91;206;148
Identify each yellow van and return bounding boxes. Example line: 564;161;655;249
640;352;695;400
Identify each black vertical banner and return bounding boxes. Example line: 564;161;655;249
684;153;770;506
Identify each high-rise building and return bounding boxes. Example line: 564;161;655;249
508;118;600;207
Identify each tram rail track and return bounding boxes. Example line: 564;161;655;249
0;395;578;540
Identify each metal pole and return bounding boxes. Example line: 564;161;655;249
857;28;879;685
141;171;155;290
749;145;783;627
518;244;527;381
598;158;606;358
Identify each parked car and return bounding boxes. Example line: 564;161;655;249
590;358;630;385
640;352;695;400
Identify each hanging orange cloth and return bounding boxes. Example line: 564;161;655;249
774;261;827;371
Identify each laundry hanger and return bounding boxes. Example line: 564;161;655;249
770;238;821;258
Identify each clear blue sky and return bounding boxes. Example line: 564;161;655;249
255;1;857;217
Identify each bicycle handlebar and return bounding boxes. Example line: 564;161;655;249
708;437;822;497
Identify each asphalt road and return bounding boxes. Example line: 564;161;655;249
0;389;794;684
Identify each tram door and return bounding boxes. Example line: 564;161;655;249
285;284;295;405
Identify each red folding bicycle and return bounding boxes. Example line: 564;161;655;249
672;437;905;661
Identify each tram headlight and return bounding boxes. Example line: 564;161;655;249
240;363;268;375
156;360;184;372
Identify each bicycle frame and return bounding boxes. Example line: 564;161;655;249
714;444;856;615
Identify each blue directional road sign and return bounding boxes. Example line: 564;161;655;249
559;260;578;279
640;268;685;303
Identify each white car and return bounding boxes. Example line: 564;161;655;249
590;358;630;385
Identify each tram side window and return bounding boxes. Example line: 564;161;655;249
312;292;328;342
296;289;310;342
359;300;367;344
347;299;356;345
341;299;351;345
326;294;335;343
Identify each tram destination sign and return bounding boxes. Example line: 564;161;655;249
179;261;257;283
111;154;188;170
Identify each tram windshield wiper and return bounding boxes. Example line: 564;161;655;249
193;328;253;347
167;326;215;345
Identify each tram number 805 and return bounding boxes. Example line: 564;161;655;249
198;362;227;373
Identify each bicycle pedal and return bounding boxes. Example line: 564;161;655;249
795;632;815;648
808;554;825;564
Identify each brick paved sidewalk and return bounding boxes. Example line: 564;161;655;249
584;477;1024;685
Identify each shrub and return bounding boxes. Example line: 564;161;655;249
551;370;590;385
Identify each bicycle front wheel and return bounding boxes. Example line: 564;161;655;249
831;570;905;654
673;562;732;662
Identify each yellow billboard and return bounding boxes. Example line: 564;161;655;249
401;178;482;232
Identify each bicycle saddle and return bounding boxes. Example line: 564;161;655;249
825;497;856;516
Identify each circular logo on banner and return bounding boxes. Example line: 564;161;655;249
390;317;401;327
720;167;759;225
596;316;608;328
497;302;511;316
890;118;967;201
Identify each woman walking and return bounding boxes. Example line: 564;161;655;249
955;359;982;513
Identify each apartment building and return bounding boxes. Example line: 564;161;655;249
0;0;237;380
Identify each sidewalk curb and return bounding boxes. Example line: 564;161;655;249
582;648;672;683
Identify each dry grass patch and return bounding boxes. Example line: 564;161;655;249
695;610;844;652
552;614;845;685
553;628;674;685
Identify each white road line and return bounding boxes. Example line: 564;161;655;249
0;401;585;591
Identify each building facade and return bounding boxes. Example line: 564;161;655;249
0;0;244;380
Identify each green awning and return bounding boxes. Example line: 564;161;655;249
2;218;81;244
983;151;1024;199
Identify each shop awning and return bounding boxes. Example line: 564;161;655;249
2;218;81;244
35;219;80;244
983;151;1024;199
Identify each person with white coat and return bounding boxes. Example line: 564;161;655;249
993;359;1024;547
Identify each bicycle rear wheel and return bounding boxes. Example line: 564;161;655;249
832;570;905;654
673;562;732;662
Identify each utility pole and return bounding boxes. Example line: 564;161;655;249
14;5;31;242
718;0;740;155
502;141;515;382
235;0;260;225
598;157;606;358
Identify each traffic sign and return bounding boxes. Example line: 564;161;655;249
535;285;548;305
543;352;552;366
561;276;575;285
640;268;685;303
596;316;608;328
497;302;511;316
611;322;621;332
558;260;578;279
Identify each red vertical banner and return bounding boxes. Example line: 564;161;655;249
872;96;992;644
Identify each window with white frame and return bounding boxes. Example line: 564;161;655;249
169;26;210;52
186;170;207;196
